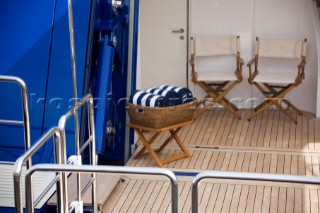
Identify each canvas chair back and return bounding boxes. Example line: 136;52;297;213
256;38;307;59
192;36;240;72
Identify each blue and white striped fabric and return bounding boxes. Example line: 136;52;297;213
145;87;177;106
129;90;165;107
159;85;193;104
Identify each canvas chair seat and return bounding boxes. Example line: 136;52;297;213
247;37;307;124
253;71;297;84
197;71;238;82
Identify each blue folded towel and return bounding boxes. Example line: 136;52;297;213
129;90;165;107
145;88;178;106
159;85;193;104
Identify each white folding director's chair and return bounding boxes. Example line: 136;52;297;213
247;37;307;123
189;36;244;119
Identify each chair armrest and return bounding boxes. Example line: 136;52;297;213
247;58;256;67
247;57;258;83
189;54;195;66
235;57;244;82
238;57;244;65
296;59;307;83
298;60;306;69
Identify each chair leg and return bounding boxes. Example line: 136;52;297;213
264;84;303;115
248;83;297;122
198;81;242;119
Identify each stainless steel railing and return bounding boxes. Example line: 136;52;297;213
0;76;31;169
192;171;320;213
14;94;97;213
25;164;179;213
13;127;63;213
58;93;97;212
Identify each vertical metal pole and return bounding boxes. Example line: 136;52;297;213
171;180;179;213
26;173;34;213
191;181;199;213
20;82;31;170
60;128;69;213
89;98;98;212
67;0;78;104
54;132;64;213
67;0;81;204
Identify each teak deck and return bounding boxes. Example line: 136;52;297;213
104;109;320;212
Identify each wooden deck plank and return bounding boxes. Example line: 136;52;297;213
257;111;269;147
276;113;285;149
220;112;235;147
245;185;257;213
111;179;137;213
245;111;257;147
232;111;247;147
282;116;291;148
238;112;250;147
199;183;214;213
197;111;215;145
213;183;228;213
202;110;220;146
289;113;297;149
309;119;315;151
253;185;264;213
286;187;295;213
264;110;274;147
269;186;279;213
303;188;311;213
261;186;271;213
207;110;226;146
220;184;235;213
205;184;221;213
278;187;287;213
295;113;303;149
141;180;162;213
188;111;208;145
128;180;151;212
150;181;170;213
119;179;144;212
228;184;242;213
294;188;303;213
236;184;249;213
315;119;320;151
270;111;280;148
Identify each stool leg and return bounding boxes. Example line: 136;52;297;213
170;129;191;158
134;131;161;159
135;130;164;167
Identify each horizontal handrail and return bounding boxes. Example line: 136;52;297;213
192;171;320;213
13;127;62;213
25;164;179;213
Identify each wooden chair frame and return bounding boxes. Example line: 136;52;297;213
190;36;244;119
247;37;307;124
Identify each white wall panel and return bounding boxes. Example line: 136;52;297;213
190;0;255;109
189;0;319;114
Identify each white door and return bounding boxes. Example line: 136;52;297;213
138;0;188;89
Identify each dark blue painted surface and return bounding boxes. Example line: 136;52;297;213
94;34;114;154
0;0;92;163
91;0;130;163
0;0;132;165
41;0;92;162
0;0;56;162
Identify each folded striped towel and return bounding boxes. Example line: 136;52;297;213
129;90;165;107
159;85;193;104
145;87;178;106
